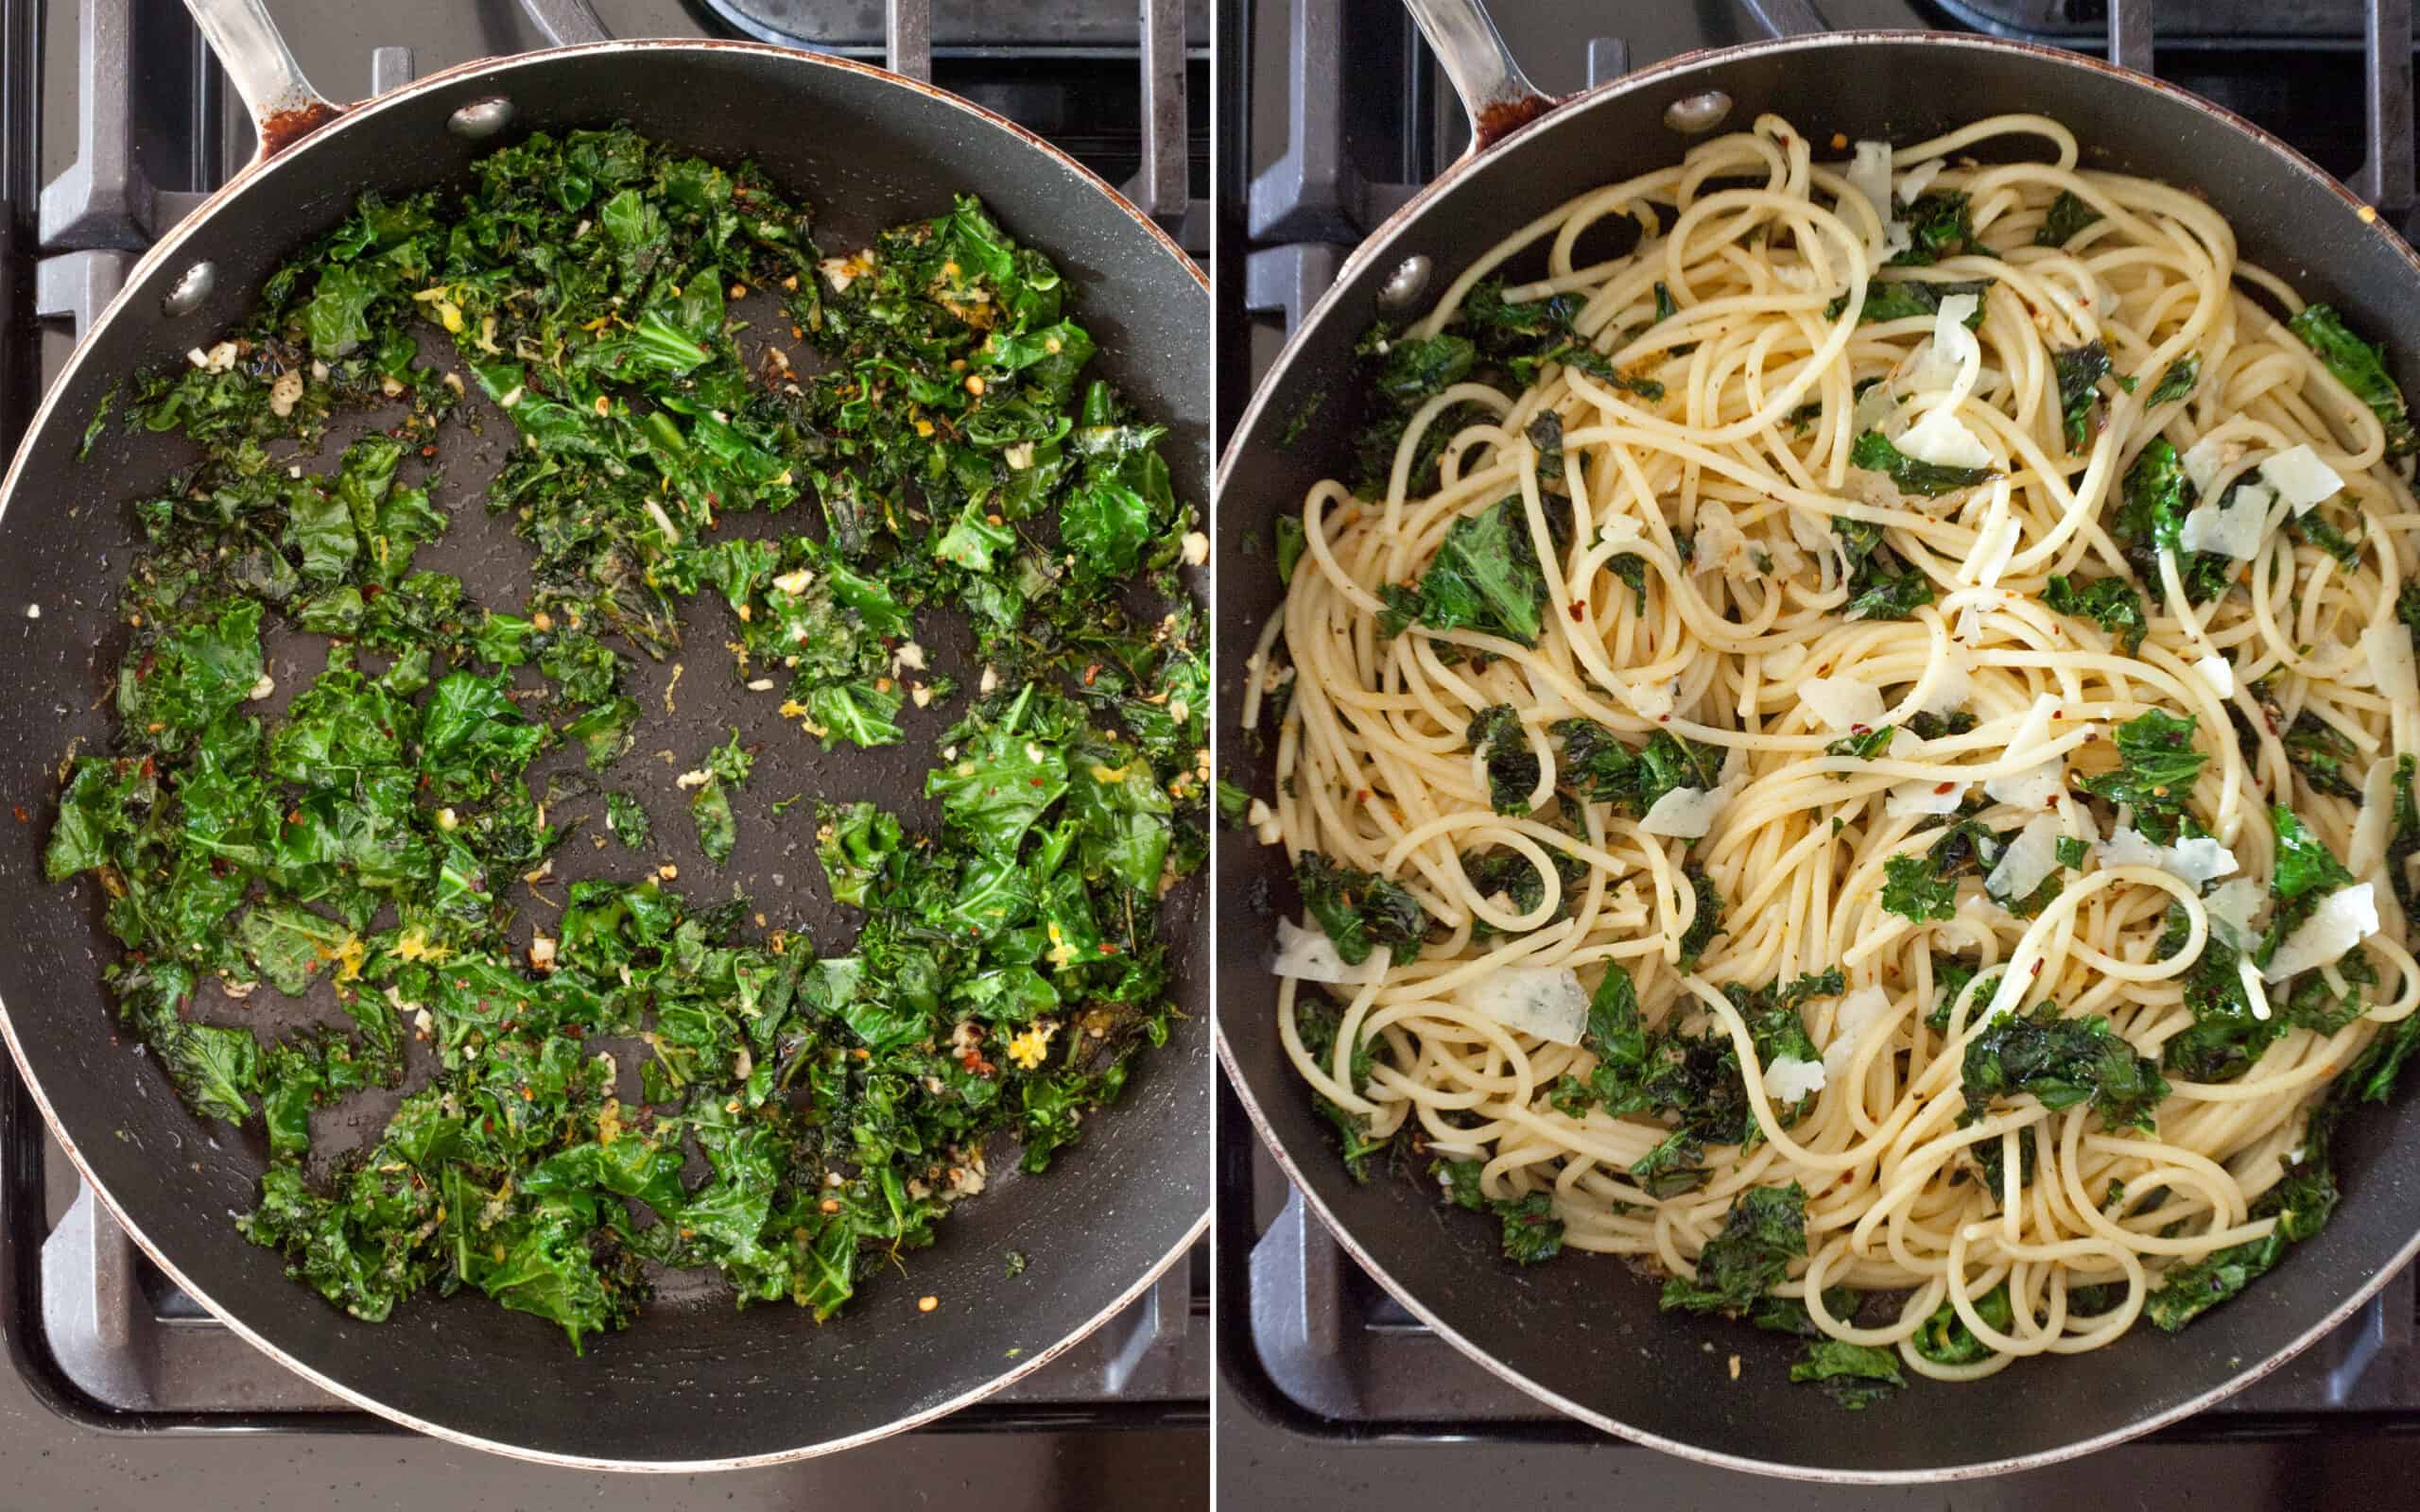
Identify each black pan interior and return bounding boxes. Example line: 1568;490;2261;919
0;42;1208;1467
1216;33;2420;1480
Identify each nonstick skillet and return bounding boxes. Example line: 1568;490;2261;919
0;0;1209;1471
1216;0;2420;1482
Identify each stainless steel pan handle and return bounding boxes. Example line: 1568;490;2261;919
1400;0;1555;153
181;0;343;163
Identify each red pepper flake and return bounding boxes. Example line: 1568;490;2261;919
1934;782;1954;794
2030;959;2045;976
1568;600;1585;622
11;806;27;824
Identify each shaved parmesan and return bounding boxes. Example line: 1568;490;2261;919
2191;653;2236;699
2365;620;2418;710
1640;783;1728;838
1907;294;1981;393
1628;678;1677;721
2203;878;2265;953
2350;757;2399;880
1788;507;1837;562
1690;500;1753;577
2259;443;2344;513
2261;883;2379;983
1920;644;1973;715
1825;986;1894;1074
2182;434;2238;495
2099;826;2239;885
1764;1056;1827;1104
1984;695;2066;807
1852;380;1902;438
1971;512;2020;588
1986;814;2063;904
1848;141;1894;225
1273;918;1379;985
1880;219;1914;265
2177;485;2271;559
1896;404;1994;471
1468;967;1590;1045
1896;158;1945;201
1804;677;1886;731
1888;780;1969;817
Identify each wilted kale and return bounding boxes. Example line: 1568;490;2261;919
1552;720;1722;815
1377;497;1548;646
1468;704;1541;816
1881;853;1959;922
2055;341;2113;451
2036;190;2103;247
54;129;1203;1351
2147;1130;2339;1331
2287;303;2417;458
1912;1283;2016;1366
1431;1159;1567;1263
2146;352;2201;407
1893;191;1978;265
1791;1340;1905;1409
1960;1005;2170;1135
2079;709;2207;844
2043;574;2149;654
1660;1182;1809;1314
2282;713;2362;801
1295;853;1426;966
1297;994;1390;1181
1831;513;1936;621
2111;438;2234;605
1850;430;1996;497
1826;277;1993;328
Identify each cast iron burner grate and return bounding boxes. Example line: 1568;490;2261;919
1226;0;2420;1442
0;0;1206;1435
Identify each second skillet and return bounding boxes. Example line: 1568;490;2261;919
1216;0;2420;1483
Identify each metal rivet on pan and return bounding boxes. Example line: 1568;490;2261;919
161;262;215;318
1376;254;1433;311
448;96;515;139
1664;90;1734;134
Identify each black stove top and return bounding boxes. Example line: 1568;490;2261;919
1;0;1207;1447
1222;0;2420;1450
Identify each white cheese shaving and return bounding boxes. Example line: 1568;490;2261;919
2176;483;2272;559
1824;986;1893;1074
2364;620;2418;711
1880;219;1914;265
1627;677;1678;722
1272;918;1379;985
2204;877;2265;953
2259;443;2344;513
1640;783;1729;839
1847;141;1895;232
1467;967;1591;1046
2098;827;2238;885
2191;653;2237;699
1763;1056;1827;1104
1983;695;2066;807
2350;757;2399;881
1850;379;1902;438
1803;677;1886;731
2182;434;2238;495
1920;644;1973;716
1986;814;2064;905
1895;158;1945;201
1971;511;2021;589
2261;883;2379;983
1689;500;1754;578
1894;404;1995;471
1887;780;1969;818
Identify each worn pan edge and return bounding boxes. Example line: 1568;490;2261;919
1214;28;2420;1484
0;36;1208;1472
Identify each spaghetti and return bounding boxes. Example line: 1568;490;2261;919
1251;112;2420;1386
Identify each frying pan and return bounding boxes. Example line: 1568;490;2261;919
1216;0;2420;1482
0;0;1208;1471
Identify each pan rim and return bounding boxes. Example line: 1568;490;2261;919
1214;26;2420;1484
0;35;1209;1472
